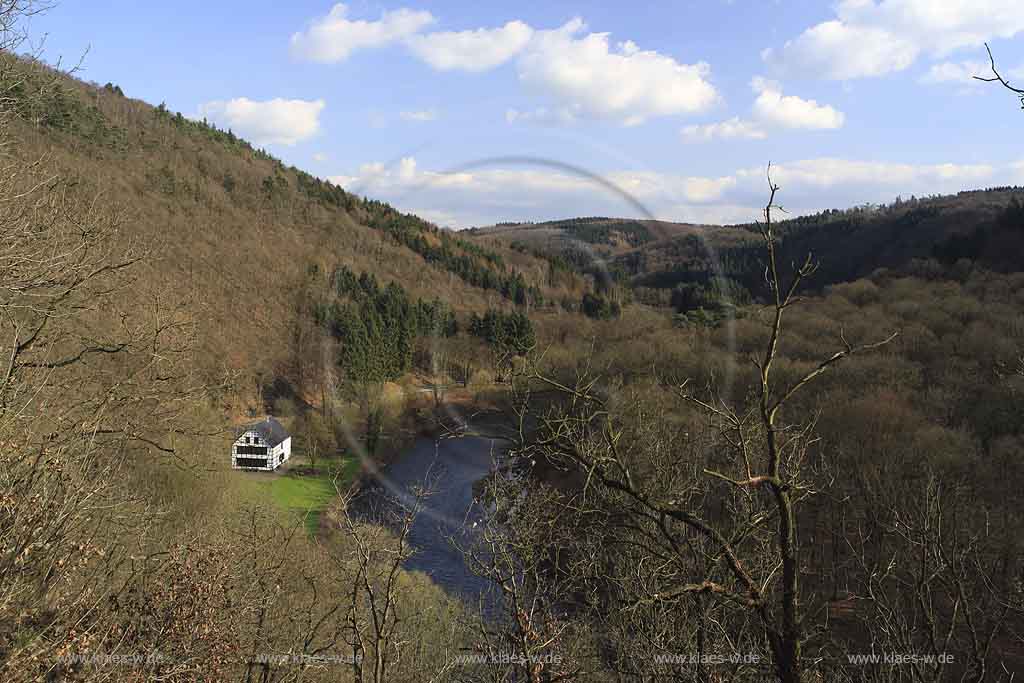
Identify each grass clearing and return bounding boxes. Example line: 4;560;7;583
251;455;363;535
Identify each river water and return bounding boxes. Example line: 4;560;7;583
353;433;506;614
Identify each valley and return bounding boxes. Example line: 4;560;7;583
2;4;1024;682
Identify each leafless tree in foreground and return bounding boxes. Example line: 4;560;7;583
487;168;899;682
0;4;227;678
459;472;594;683
847;474;1024;683
310;484;466;683
974;42;1024;110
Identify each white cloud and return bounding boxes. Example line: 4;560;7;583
762;21;918;80
336;157;736;206
407;20;533;71
396;156;418;182
197;97;325;146
409;207;462;228
606;170;737;203
682;79;842;142
1008;160;1024;184
505;106;577;126
919;60;995;86
919;60;997;95
326;155;1012;228
838;0;1024;54
290;3;434;63
764;0;1024;80
750;77;845;129
327;173;357;187
682;117;767;142
661;202;782;226
400;109;438;121
290;11;720;127
736;158;994;190
516;18;719;125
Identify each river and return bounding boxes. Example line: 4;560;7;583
353;432;507;615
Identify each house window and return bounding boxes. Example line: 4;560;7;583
236;457;268;468
237;445;268;456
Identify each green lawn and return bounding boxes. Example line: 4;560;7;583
265;456;362;535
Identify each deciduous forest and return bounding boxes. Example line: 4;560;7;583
1;2;1023;682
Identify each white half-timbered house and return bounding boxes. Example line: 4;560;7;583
232;416;292;471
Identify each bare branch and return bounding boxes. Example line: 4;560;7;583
974;42;1024;109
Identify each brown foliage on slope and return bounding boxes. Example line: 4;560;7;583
4;54;561;394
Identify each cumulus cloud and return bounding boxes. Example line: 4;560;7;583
681;117;767;142
290;3;434;63
405;16;721;124
763;0;1024;80
762;21;917;80
515;18;719;125
290;9;720;127
750;77;845;129
683;79;843;142
407;20;533;71
197;97;325;146
399;109;438;121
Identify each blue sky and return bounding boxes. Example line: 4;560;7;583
29;1;1024;228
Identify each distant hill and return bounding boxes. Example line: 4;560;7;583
466;217;716;258
467;189;1024;309
470;216;704;243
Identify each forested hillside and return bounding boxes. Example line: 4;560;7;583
461;182;1024;683
626;189;1024;296
470;190;1024;320
3;51;575;413
0;34;560;683
4;5;1024;680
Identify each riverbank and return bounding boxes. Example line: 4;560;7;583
344;425;510;615
308;381;511;530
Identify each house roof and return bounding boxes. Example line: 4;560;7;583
237;416;290;447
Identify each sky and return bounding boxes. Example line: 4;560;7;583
27;1;1024;228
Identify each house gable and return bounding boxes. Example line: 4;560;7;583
231;417;292;471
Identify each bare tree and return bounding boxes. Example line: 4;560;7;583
838;472;1023;683
974;43;1024;110
0;7;222;679
324;485;462;683
490;168;897;683
459;471;593;683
